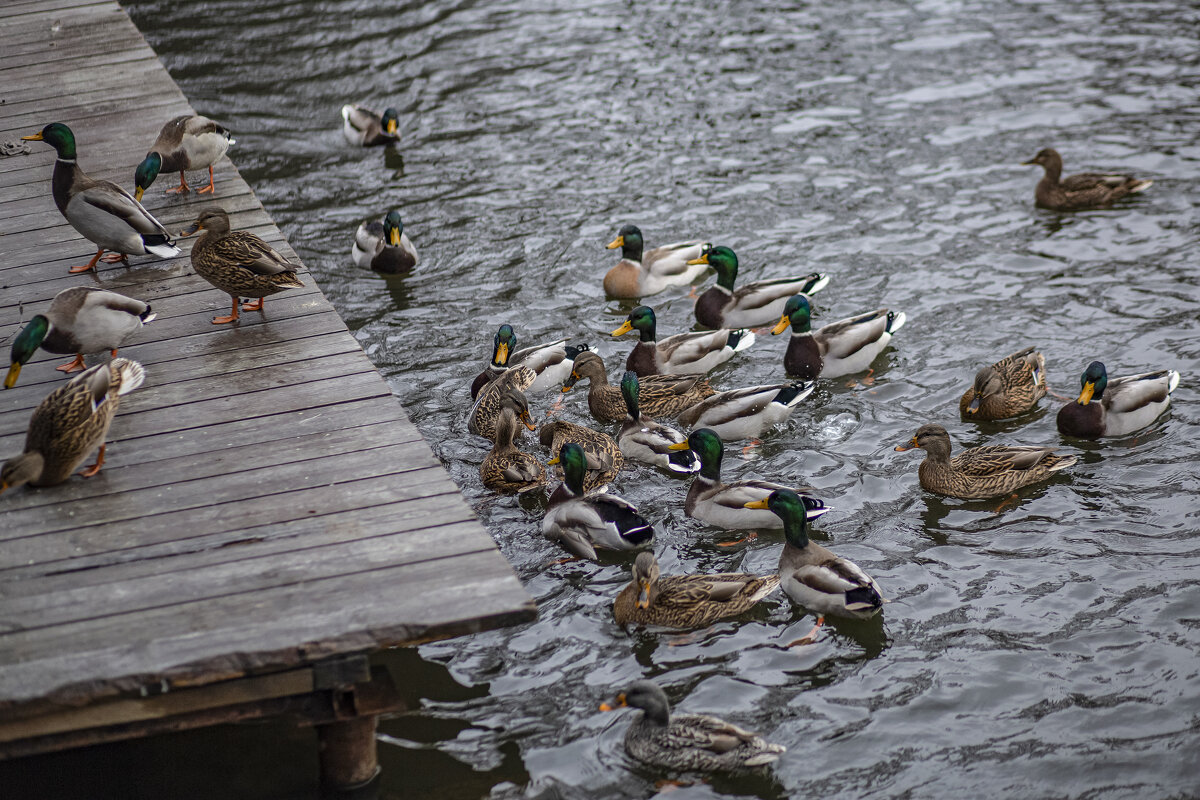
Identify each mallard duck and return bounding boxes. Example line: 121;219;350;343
133;114;235;200
772;294;905;380
895;423;1076;500
1023;148;1152;211
480;389;546;494
180;207;305;325
471;325;587;399
341;104;399;146
613;551;780;629
561;351;714;422
603;224;711;298
688;246;829;329
0;358;145;492
351;210;419;274
539;419;622;493
599;680;785;773
676;382;814;442
468;367;536;439
745;489;884;631
960;347;1047;420
542;442;653;560
1056;361;1180;439
668;428;829;530
618;371;699;474
22;123;181;274
612;305;754;377
5;288;155;387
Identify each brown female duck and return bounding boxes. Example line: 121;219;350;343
959;347;1047;421
1023;148;1152;211
895;423;1076;500
538;418;623;493
560;350;714;422
613;551;780;629
181;207;304;324
480;390;546;494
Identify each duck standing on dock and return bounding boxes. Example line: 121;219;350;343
1022;148;1153;211
603;224;710;298
180;207;305;325
771;294;905;380
1056;361;1180;438
5;287;155;388
599;680;785;773
22;123;180;274
341;104;400;147
133;114;235;200
352;210;419;274
0;359;145;493
687;245;829;329
612;305;754;377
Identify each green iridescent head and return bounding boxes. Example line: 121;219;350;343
1077;361;1108;405
382;108;399;136
612;306;657;342
749;488;811;548
701;245;739;291
22;122;77;160
5;315;50;389
774;294;812;335
133;152;162;202
684;428;724;480
555;441;589;495
383;210;405;245
620;370;641;418
491;324;517;368
607;224;645;262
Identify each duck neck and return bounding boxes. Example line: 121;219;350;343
782;514;811;550
697;451;723;482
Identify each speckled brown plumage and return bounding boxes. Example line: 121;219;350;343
1023;148;1152;211
559;350;713;422
480;398;546;494
538;419;622;493
959;347;1047;421
613;552;779;629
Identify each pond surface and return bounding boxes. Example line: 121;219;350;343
102;0;1200;796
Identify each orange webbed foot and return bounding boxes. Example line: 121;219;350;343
79;445;106;478
787;616;824;647
717;530;758;547
992;493;1020;514
100;252;129;265
55;355;87;373
241;298;265;312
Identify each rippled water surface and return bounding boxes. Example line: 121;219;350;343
110;0;1200;796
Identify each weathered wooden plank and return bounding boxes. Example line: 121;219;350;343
0;13;136;54
2;0;112;16
1;34;149;73
0;93;186;141
0;467;465;574
0;549;534;711
0;57;169;105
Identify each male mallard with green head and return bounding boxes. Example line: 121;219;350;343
772;294;905;380
688;245;828;329
617;371;699;474
180;207;305;324
471;325;586;399
1056;361;1180;439
676;382;814;442
612;305;753;377
352;210;418;274
22;123;180;274
6;288;154;387
603;224;711;298
341;104;400;146
542;442;653;560
133;114;235;199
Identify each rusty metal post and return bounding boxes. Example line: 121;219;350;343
317;714;379;791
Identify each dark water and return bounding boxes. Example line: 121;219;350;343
31;0;1200;796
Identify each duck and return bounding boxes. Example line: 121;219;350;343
0;358;145;492
1056;361;1180;439
341;104;399;147
22;123;181;274
180;207;305;325
480;389;546;494
745;489;884;638
468;367;536;439
5;288;155;388
351;210;419;274
895;423;1076;500
960;347;1047;421
539;419;622;493
612;305;754;377
603;224;710;298
676;382;814;442
542;442;653;561
471;325;588;400
687;245;829;329
560;350;714;422
1022;148;1153;211
133;114;235;200
772;294;905;380
599;680;785;773
667;428;830;531
617;371;699;474
613;551;780;629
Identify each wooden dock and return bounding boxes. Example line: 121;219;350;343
0;0;534;780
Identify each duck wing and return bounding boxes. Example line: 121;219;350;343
817;309;891;359
213;231;299;275
1104;370;1177;414
75;181;171;239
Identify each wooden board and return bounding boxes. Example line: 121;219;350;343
0;0;534;727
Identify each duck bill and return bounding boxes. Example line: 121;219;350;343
666;441;689;451
386;119;398;135
686;253;709;266
179;223;201;237
388;228;401;246
598;694;627;712
3;363;22;390
611;320;633;337
770;315;790;335
966;395;981;414
134;186;145;203
606;235;623;250
1020;158;1036;166
494;341;509;366
21;133;44;142
743;498;769;509
547;456;560;466
561;372;579;393
1077;381;1095;406
894;436;919;452
636;580;652;609
520;413;537;431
